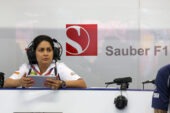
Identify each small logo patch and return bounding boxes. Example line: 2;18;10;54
153;93;159;98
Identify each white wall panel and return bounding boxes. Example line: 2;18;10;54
0;0;169;90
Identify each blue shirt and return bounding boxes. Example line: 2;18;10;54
152;64;170;111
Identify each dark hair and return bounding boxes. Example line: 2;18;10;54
32;35;54;51
26;35;60;64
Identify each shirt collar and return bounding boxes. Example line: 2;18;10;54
32;63;56;76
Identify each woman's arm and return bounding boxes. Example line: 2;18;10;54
45;78;87;89
3;78;21;88
65;79;87;88
4;74;34;88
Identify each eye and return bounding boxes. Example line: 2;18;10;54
39;48;45;52
47;48;52;52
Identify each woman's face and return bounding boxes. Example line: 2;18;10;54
35;41;53;66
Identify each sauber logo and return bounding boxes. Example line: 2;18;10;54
66;24;97;56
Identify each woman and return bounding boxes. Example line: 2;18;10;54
4;35;87;89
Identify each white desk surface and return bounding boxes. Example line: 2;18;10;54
0;88;154;113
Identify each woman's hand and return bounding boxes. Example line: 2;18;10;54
44;78;62;90
20;74;34;88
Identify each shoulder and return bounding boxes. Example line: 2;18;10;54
156;64;170;85
56;62;73;72
57;62;67;68
18;63;30;70
158;64;170;74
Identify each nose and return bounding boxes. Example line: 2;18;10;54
43;50;49;56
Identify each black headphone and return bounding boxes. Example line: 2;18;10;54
26;35;63;64
0;72;4;88
114;95;128;110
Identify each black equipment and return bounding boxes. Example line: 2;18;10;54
142;79;155;84
114;95;127;110
0;72;4;88
26;37;63;64
105;77;132;110
105;77;132;90
142;79;155;90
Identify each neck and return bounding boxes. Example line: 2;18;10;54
38;63;49;74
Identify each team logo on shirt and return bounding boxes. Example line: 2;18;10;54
153;92;159;98
70;72;75;76
66;24;97;56
14;71;20;75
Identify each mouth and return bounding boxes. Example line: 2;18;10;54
43;58;49;61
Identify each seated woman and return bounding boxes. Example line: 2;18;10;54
4;35;87;89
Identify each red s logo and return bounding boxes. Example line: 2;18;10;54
66;24;97;56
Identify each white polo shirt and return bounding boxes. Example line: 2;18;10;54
10;62;81;81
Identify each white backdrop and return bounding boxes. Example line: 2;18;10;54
0;0;170;89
